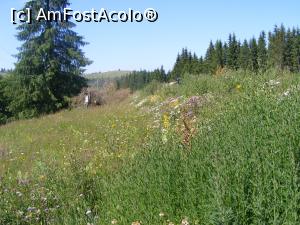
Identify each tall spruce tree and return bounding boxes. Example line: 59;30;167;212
0;76;9;124
223;42;228;67
249;38;259;72
205;41;217;74
227;33;240;70
268;25;286;70
257;31;268;72
215;40;224;68
11;0;91;118
238;39;251;71
291;28;300;72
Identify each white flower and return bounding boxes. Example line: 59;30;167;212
159;212;165;217
111;219;118;224
85;209;92;216
181;218;189;225
283;90;290;96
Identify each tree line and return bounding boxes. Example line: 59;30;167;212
116;24;300;90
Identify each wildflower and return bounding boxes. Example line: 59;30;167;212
170;98;180;108
159;212;165;217
86;209;92;216
163;114;170;129
235;84;242;91
131;221;141;225
111;219;118;224
283;90;290;96
162;129;168;144
27;207;36;212
16;210;24;216
181;218;189;225
150;95;159;103
268;80;280;86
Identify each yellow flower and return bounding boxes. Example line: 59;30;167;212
150;95;159;103
235;84;242;91
170;99;180;108
163;114;170;129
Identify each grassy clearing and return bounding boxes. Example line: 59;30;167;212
1;70;300;224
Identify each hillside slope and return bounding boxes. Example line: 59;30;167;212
1;70;300;224
85;70;131;80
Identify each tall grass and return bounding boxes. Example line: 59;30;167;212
1;70;300;224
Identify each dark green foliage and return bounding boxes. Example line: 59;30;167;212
116;66;168;91
10;0;90;119
227;33;240;70
0;77;9;124
215;40;225;68
290;28;300;72
268;25;286;70
257;32;268;72
205;41;217;73
238;40;251;71
249;38;259;72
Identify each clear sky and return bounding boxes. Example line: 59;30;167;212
0;0;299;73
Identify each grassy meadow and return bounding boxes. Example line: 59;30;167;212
1;70;300;224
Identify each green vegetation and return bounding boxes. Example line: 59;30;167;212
0;1;300;224
85;71;132;89
0;0;90;123
1;70;300;224
85;71;132;80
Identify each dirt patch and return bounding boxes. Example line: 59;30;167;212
72;82;131;108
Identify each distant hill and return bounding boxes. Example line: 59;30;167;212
84;70;131;80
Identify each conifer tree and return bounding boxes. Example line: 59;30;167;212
227;33;240;70
215;40;224;68
223;43;228;67
11;0;91;118
238;39;251;71
284;28;299;72
249;38;259;72
291;28;300;72
257;31;268;72
0;77;9;124
205;41;217;73
268;25;286;70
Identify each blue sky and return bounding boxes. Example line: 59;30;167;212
0;0;299;73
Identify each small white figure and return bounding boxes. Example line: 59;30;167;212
84;92;90;108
